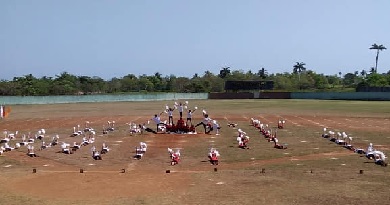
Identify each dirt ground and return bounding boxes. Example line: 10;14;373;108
0;100;389;205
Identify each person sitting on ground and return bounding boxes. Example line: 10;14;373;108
208;148;220;165
101;142;110;154
134;146;144;160
27;145;37;157
129;122;141;134
239;135;250;149
50;135;59;146
61;142;72;154
93;150;102;160
267;131;277;142
139;142;147;153
366;143;375;159
373;150;387;166
82;136;89;146
73;141;81;150
4;143;14;152
171;151;180;165
227;122;238;127
41;141;50;150
0;146;5;155
278;120;285;129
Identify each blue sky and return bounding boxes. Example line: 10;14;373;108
1;0;389;80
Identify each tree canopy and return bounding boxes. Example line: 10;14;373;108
1;65;389;96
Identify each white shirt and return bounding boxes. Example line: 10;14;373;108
237;136;242;142
203;117;211;124
140;142;147;148
152;116;161;124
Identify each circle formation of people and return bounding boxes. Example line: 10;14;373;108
0;102;387;168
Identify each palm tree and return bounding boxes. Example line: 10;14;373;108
218;67;231;79
360;69;367;78
257;67;267;79
293;62;306;89
369;44;387;73
293;62;306;74
369;67;376;74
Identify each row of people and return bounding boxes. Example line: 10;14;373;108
0;143;38;157
164;101;192;125
167;147;221;166
250;118;287;149
0;131;60;156
70;121;115;137
364;143;387;166
1;129;47;144
250;118;286;130
91;143;110;160
61;134;98;154
321;128;387;166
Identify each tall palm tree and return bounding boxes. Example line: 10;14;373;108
293;62;306;89
293;62;306;74
219;67;231;79
369;44;387;73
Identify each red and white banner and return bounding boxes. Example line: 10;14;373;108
0;105;11;119
0;105;4;118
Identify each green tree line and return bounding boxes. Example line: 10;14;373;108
1;66;390;96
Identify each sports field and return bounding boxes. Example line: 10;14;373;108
0;99;389;205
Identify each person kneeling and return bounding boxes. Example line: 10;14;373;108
93;150;102;160
171;153;180;165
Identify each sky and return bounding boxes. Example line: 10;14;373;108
1;0;389;80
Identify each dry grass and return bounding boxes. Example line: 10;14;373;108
0;99;389;205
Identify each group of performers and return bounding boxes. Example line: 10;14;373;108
149;101;220;135
364;143;387;166
194;111;220;135
250;118;288;149
236;128;250;149
150;101;196;133
322;128;387;166
6;101;386;170
165;147;220;166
